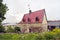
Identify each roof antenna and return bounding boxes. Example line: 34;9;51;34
28;4;32;14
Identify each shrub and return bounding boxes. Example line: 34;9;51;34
52;28;60;33
52;28;60;40
0;28;60;40
6;26;14;33
35;34;45;40
44;32;55;40
0;25;5;33
14;27;20;33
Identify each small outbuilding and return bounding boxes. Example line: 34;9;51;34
48;21;60;31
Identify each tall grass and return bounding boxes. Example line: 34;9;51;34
0;28;60;40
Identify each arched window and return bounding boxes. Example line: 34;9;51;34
36;17;39;22
28;18;30;22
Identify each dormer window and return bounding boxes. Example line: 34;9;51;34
23;19;25;22
36;17;39;22
28;18;30;22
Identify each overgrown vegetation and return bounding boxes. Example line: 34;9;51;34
6;26;14;33
5;26;20;33
0;28;60;40
0;24;5;33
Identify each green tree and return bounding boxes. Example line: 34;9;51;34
0;0;8;33
0;0;8;23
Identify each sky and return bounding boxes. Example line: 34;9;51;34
2;0;60;23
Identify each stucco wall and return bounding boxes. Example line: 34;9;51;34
42;12;47;31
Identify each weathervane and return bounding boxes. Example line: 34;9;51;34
28;4;32;14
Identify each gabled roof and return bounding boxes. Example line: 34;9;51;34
20;9;45;24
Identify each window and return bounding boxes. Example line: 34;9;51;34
23;19;25;22
28;18;30;22
36;17;39;22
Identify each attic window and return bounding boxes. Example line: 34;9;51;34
28;18;30;22
23;19;25;22
36;17;39;22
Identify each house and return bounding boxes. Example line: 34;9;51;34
48;20;60;31
18;9;47;33
2;9;60;33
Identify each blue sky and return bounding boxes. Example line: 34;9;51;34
2;0;60;23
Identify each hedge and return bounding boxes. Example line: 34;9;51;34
0;28;60;40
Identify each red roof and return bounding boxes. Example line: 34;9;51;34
20;9;45;24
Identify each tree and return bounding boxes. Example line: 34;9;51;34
0;0;8;33
0;0;8;23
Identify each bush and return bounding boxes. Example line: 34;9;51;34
14;27;20;33
0;28;60;40
6;26;14;33
44;32;55;40
0;25;5;33
52;28;60;40
36;34;45;40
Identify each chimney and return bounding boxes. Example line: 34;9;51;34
28;4;32;14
